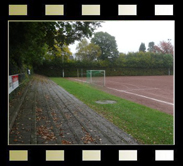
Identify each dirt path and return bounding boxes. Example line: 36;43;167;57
9;75;138;145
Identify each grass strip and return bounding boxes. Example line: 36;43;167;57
50;77;173;145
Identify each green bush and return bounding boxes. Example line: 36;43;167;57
34;52;173;77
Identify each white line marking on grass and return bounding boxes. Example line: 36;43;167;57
107;87;174;106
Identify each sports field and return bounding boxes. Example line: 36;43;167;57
68;75;174;115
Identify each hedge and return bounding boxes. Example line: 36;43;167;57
35;66;173;77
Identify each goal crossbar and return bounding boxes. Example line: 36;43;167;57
86;70;106;86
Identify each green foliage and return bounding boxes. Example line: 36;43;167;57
91;32;119;60
139;43;146;52
148;42;155;52
9;21;102;74
115;53;126;67
86;43;101;61
35;52;173;77
44;41;72;62
75;39;101;61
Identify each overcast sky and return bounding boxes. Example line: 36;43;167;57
69;21;174;55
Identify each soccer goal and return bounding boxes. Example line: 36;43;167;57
86;70;106;86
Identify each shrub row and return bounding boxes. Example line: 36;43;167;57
34;52;173;77
35;66;173;77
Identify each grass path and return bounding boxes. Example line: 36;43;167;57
50;77;173;144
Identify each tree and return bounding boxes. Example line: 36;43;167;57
115;53;126;67
91;32;119;60
75;39;101;61
86;43;102;61
9;22;47;72
153;40;173;55
55;22;102;47
9;21;102;73
148;42;155;52
75;39;89;60
139;43;146;52
44;42;72;61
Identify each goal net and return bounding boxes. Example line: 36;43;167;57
86;70;105;86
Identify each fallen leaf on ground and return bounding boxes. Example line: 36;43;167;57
36;107;42;112
81;128;96;144
45;95;49;99
62;140;71;144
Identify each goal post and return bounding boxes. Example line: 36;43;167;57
86;70;106;86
